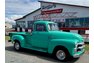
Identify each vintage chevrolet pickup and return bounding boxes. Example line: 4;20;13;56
8;21;85;61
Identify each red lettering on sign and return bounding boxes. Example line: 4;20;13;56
41;9;63;15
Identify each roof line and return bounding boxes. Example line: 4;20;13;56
15;8;41;21
39;0;89;8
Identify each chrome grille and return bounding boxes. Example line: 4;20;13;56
77;42;84;52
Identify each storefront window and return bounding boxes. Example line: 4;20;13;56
83;17;89;27
27;21;34;28
57;22;65;28
65;19;70;27
65;17;89;28
16;21;25;28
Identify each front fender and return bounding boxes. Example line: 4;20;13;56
11;35;25;47
48;39;78;56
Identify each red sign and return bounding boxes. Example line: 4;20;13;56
41;9;63;15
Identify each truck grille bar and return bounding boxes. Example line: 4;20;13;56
77;42;85;52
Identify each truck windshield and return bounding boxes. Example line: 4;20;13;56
48;23;59;31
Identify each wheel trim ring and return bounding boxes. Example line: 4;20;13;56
56;50;66;60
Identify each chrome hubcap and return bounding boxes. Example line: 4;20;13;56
56;50;66;60
15;43;20;50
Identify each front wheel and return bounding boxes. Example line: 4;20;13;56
55;50;66;61
14;41;21;51
53;48;70;61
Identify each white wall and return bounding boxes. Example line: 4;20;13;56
41;2;89;17
16;9;41;28
25;9;41;21
17;2;89;22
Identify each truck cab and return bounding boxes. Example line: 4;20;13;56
9;21;85;61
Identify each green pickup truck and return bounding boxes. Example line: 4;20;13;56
8;21;85;61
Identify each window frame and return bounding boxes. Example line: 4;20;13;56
36;23;47;32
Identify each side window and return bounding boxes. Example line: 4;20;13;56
36;24;46;31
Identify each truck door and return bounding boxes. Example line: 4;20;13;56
31;23;49;49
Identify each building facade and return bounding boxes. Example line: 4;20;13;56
15;1;89;35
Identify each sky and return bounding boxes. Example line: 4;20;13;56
5;0;89;24
5;0;40;24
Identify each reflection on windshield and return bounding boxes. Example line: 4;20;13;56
48;23;59;31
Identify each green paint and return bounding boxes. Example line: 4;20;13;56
9;21;84;57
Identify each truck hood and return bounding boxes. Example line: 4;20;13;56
49;31;84;43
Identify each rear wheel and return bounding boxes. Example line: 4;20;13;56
14;41;21;51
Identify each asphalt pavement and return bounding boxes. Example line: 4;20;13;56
5;41;89;63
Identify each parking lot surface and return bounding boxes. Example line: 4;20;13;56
5;41;89;63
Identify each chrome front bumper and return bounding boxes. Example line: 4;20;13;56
73;48;85;58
